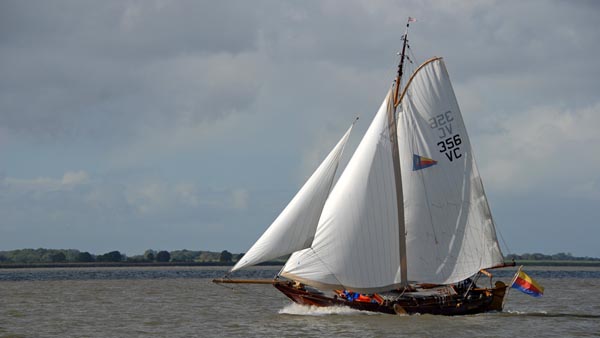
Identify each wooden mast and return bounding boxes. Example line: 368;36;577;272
393;21;410;107
388;18;412;286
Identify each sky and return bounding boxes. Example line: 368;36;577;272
1;0;599;257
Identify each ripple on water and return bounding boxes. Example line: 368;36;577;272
0;266;598;337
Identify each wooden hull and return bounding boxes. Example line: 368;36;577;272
274;281;507;316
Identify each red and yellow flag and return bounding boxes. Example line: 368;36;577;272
511;270;544;297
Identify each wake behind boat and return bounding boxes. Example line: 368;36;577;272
214;19;516;316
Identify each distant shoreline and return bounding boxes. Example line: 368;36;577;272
1;260;599;269
512;260;600;267
0;261;284;269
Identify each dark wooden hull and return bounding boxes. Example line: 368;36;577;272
274;281;507;316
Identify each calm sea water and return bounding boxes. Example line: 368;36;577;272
1;266;599;337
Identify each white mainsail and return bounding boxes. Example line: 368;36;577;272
397;58;504;284
231;123;354;272
281;90;404;292
281;58;504;291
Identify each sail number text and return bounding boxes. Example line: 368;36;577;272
429;111;463;162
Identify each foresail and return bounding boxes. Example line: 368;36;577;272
231;123;354;272
397;58;504;284
281;91;404;293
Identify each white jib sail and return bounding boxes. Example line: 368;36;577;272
231;123;354;272
397;58;504;284
281;90;404;293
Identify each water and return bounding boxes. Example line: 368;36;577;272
1;266;599;337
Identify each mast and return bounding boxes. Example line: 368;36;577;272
393;20;410;107
388;17;413;286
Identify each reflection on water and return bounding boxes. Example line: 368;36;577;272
0;266;599;337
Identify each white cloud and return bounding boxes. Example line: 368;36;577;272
231;188;249;210
477;103;600;196
1;171;206;216
61;170;89;185
3;170;90;192
123;181;208;215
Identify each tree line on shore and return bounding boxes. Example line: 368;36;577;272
0;248;244;264
505;252;599;262
0;248;597;265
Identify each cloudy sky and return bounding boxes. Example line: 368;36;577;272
1;0;599;257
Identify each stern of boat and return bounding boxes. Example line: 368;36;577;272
489;281;507;311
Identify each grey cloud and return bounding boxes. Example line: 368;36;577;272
5;0;597;143
0;1;258;55
0;172;255;252
0;1;261;141
1;0;600;256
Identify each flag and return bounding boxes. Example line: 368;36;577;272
408;17;417;23
511;269;544;297
413;154;437;171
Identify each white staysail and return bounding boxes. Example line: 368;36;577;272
397;58;504;284
281;91;404;292
231;123;354;272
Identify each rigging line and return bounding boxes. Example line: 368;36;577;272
407;45;420;68
276;263;286;278
308;246;346;290
275;119;357;280
214;281;237;291
496;221;513;256
216;281;276;298
464;272;481;297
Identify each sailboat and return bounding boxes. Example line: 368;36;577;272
214;20;514;316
